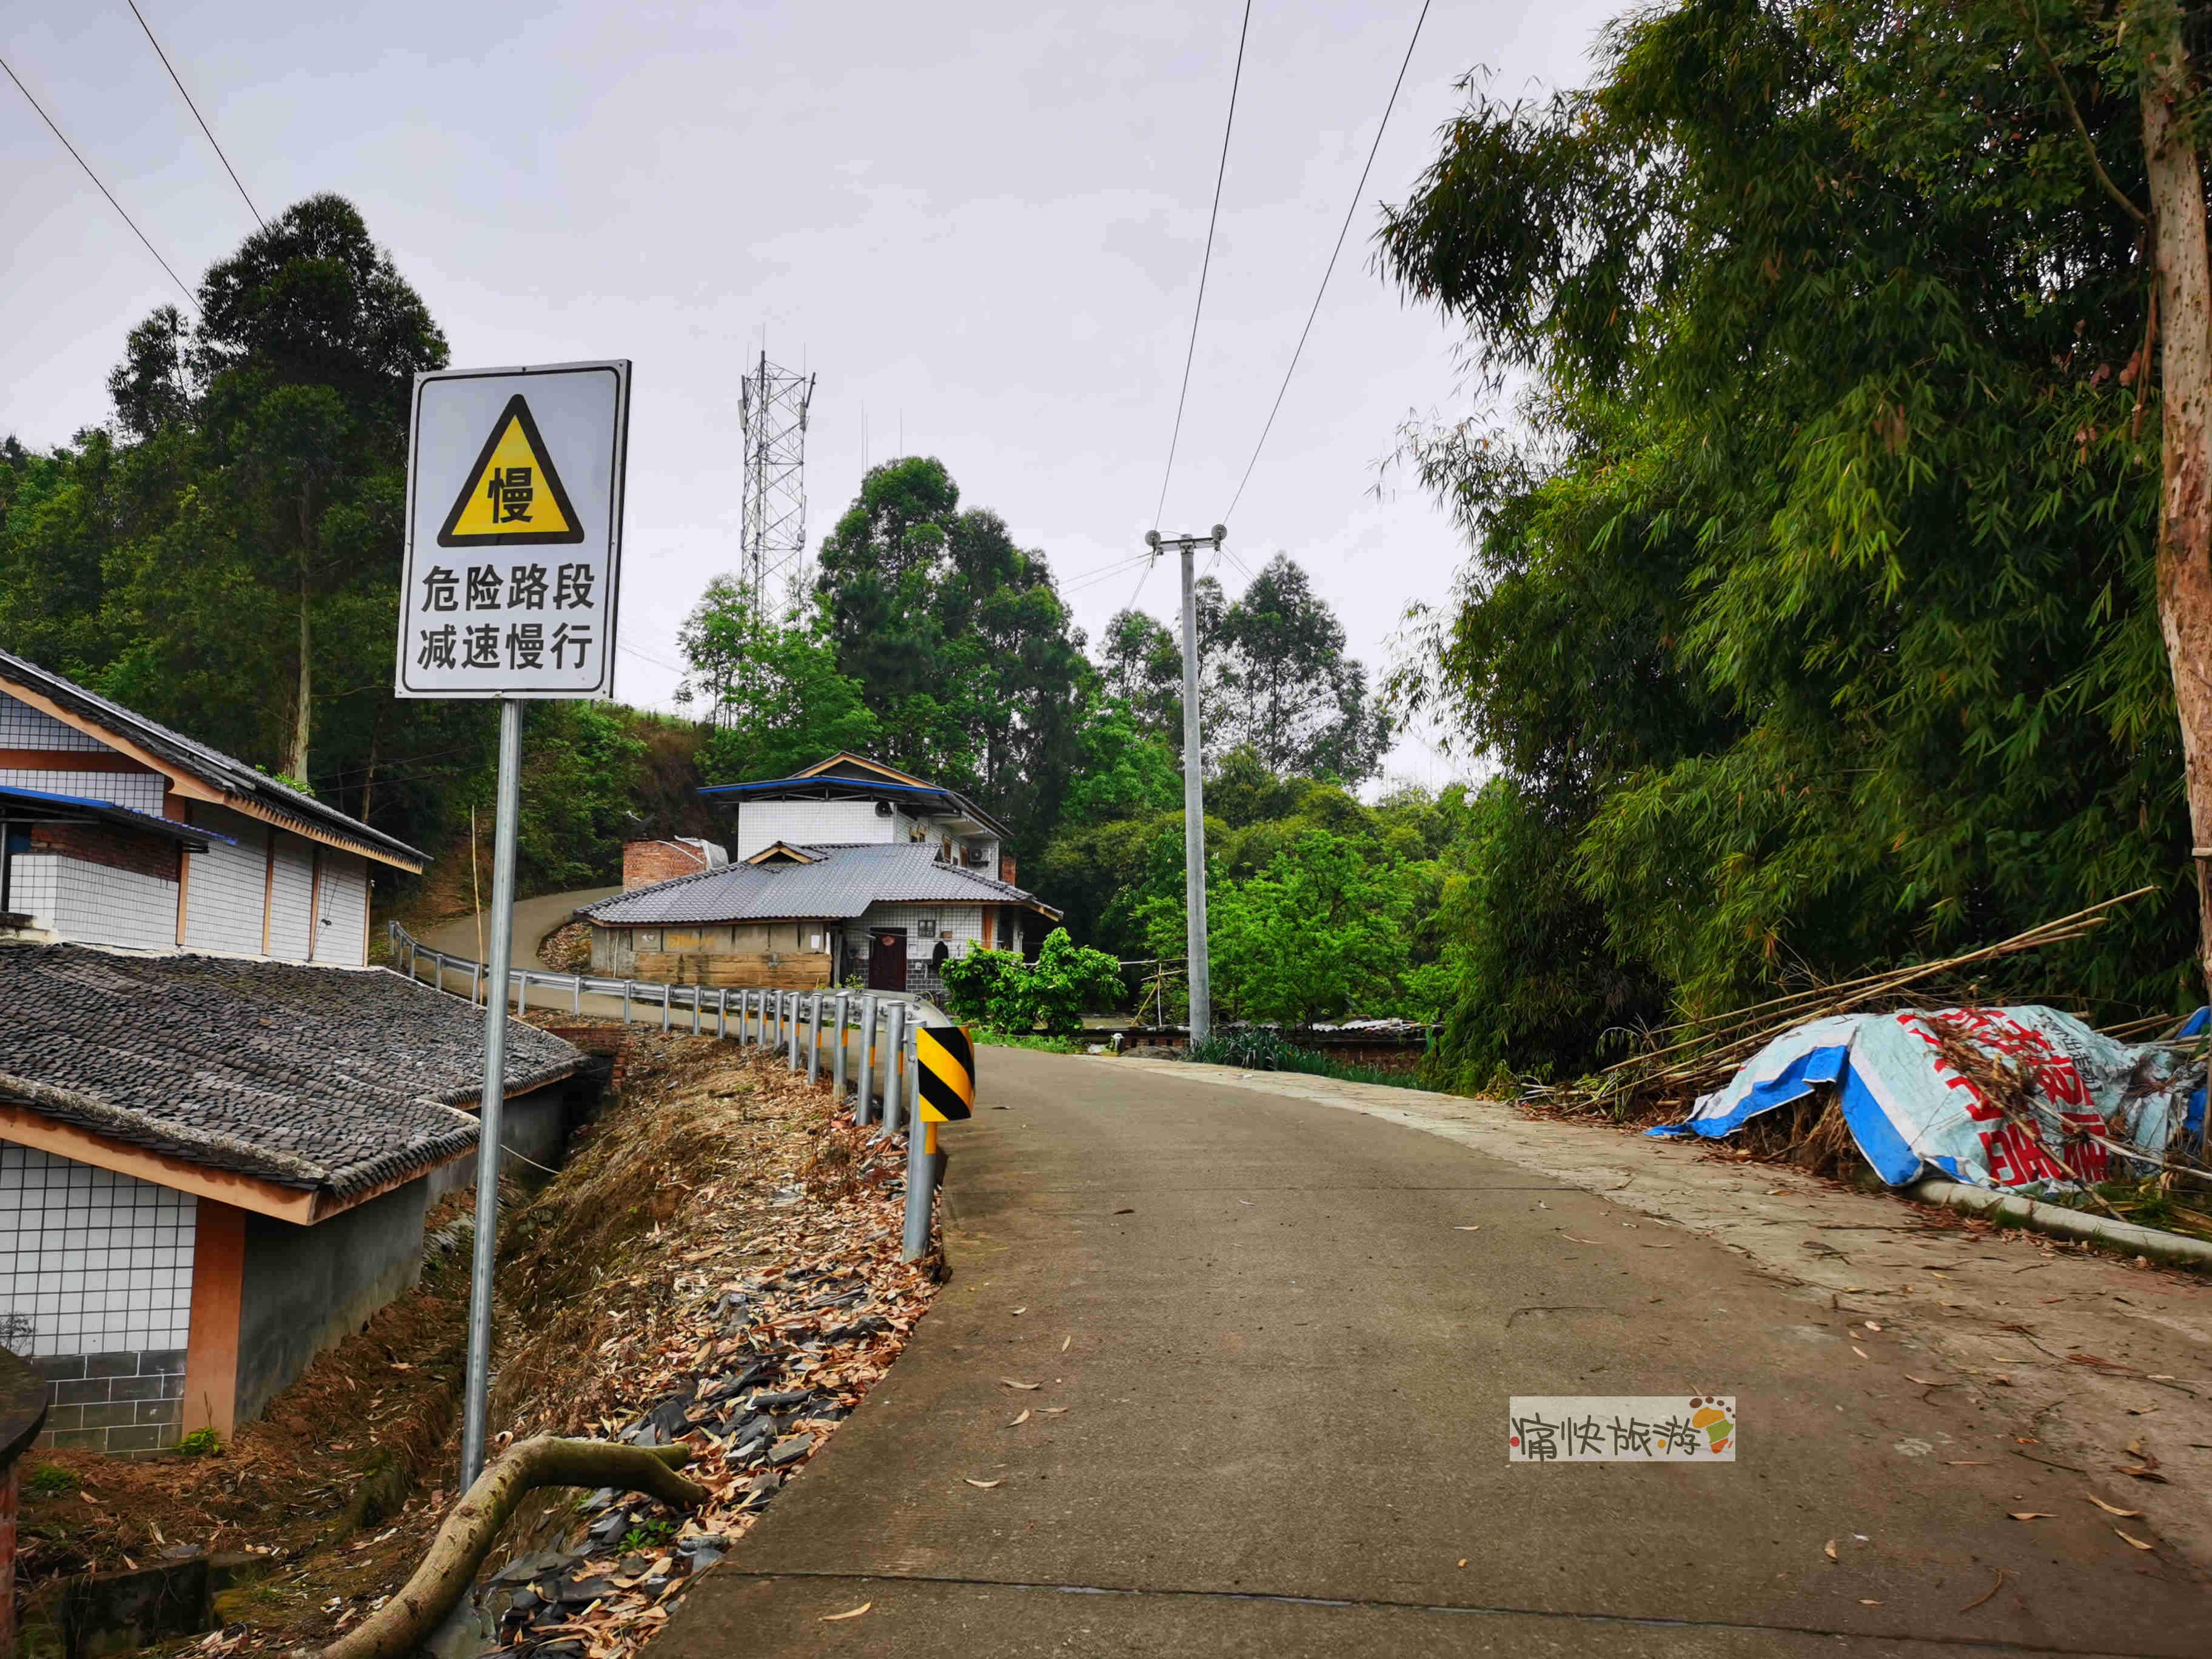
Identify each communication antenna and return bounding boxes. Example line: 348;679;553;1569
737;350;817;613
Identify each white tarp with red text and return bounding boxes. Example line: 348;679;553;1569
1651;1005;2204;1192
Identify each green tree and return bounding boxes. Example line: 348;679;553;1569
679;577;879;782
815;457;1094;837
1199;830;1416;1024
1379;0;2200;1063
1208;555;1390;783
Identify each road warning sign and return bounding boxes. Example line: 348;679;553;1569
397;361;628;700
438;395;584;547
915;1024;974;1122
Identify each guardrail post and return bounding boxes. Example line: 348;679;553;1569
573;974;581;1016
883;1001;907;1135
855;996;877;1124
783;993;797;1069
620;981;631;1025
472;961;481;1005
903;1079;935;1262
718;987;729;1039
661;984;671;1033
831;991;849;1101
806;991;822;1085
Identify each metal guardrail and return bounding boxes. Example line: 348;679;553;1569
386;920;946;1260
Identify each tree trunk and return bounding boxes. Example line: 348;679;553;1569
318;1436;707;1659
2142;15;2212;999
288;540;312;786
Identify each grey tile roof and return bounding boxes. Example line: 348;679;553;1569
0;945;583;1199
0;647;427;869
577;841;1060;926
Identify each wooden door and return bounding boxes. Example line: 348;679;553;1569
867;928;907;991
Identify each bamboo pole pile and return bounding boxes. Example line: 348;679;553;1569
1595;888;2157;1105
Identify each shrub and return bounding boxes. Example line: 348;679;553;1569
939;930;1124;1036
176;1427;222;1457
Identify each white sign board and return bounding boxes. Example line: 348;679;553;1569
395;361;629;699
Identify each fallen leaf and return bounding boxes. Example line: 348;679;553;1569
1113;1208;1134;1215
2087;1497;2142;1518
1560;1235;1598;1244
1455;1225;1483;1232
1011;1307;1027;1316
1906;1375;1949;1386
1041;1406;1069;1415
1863;1321;1882;1333
2124;1436;2146;1457
2008;1512;2052;1521
820;1602;872;1621
1823;1539;1838;1561
1456;1558;1468;1569
1943;1460;1990;1466
1851;1346;1871;1359
2115;1528;2154;1551
965;1478;1002;1489
2117;1465;2170;1483
1008;1410;1030;1426
1000;1379;1042;1390
1061;1336;1072;1353
1858;1599;1882;1606
1959;1567;2006;1612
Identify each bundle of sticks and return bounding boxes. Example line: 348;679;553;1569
1595;887;2157;1105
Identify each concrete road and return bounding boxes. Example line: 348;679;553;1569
653;1048;2207;1658
419;885;620;968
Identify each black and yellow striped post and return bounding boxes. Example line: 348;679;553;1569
904;1021;974;1261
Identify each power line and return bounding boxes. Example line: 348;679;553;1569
1;51;198;309
1148;0;1253;533
1222;0;1432;523
127;0;265;229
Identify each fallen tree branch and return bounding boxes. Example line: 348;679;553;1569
320;1436;708;1659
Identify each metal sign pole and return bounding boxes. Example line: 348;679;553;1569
460;697;523;1487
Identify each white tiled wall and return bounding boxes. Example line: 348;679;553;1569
316;850;369;964
0;1146;195;1358
5;853;178;951
181;808;268;954
267;836;315;960
734;799;895;860
858;902;986;960
0;768;169;816
0;692;106;752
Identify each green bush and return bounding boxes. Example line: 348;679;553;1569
939;930;1123;1036
176;1427;222;1457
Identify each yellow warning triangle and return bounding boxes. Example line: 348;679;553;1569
437;394;585;548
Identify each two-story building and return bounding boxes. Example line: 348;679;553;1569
580;753;1061;1000
0;647;585;1455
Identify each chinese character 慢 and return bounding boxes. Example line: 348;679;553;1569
415;625;457;669
466;565;502;611
506;623;545;670
420;565;458;612
553;562;595;609
487;464;534;524
463;624;501;668
551;622;592;669
508;563;549;610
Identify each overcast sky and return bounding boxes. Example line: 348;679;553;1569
2;1;1617;790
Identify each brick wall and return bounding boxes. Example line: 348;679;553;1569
24;821;178;883
30;1349;184;1456
623;840;715;889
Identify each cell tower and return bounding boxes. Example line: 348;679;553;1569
738;351;817;611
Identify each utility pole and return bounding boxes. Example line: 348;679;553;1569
1145;525;1227;1041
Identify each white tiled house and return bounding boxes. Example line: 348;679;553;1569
0;647;581;1456
582;753;1061;998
